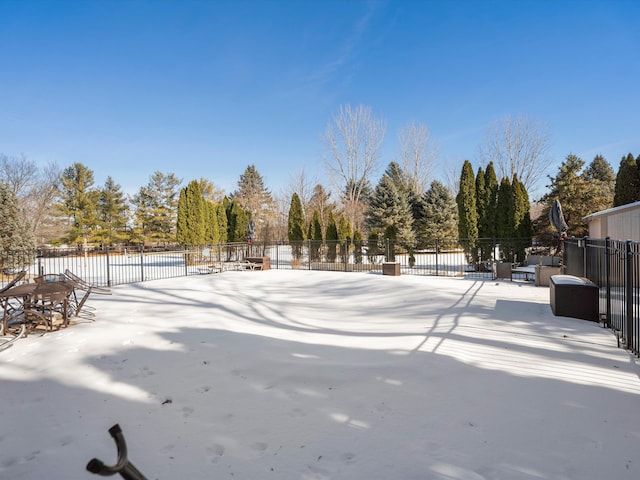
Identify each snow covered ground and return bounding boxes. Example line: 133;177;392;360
1;270;639;479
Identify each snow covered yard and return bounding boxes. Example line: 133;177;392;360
1;270;639;480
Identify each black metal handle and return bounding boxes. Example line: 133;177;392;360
86;424;149;480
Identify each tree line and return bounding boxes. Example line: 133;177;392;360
1;104;639;268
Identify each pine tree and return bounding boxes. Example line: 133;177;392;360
233;165;275;241
288;193;306;260
132;171;182;245
418;180;458;239
540;154;591;237
613;153;639;207
583;155;615;214
366;162;415;246
58;162;99;245
96;176;129;247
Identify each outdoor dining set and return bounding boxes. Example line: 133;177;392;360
0;269;111;351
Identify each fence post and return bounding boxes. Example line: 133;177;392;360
605;237;611;328
308;240;311;270
140;245;145;283
187;245;191;277
435;239;439;276
106;246;111;287
625;240;633;349
582;236;588;278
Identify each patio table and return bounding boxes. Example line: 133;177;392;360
0;279;75;332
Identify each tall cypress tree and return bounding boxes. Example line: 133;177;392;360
176;180;206;245
205;201;219;244
483;162;499;239
475;167;487;237
325;211;338;262
613;153;639;206
288;193;306;260
496;177;516;261
308;209;323;262
456;160;478;265
512;175;532;262
456;160;478;240
216;203;228;243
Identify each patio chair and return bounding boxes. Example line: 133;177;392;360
0;270;27;294
0;311;27;351
63;269;111;318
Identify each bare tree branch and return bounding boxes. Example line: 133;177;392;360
323;104;386;229
397;122;440;195
477;114;552;192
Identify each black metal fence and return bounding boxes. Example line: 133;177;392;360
564;237;640;357
1;237;540;287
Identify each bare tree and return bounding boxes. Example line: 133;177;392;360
0;154;61;244
477;114;552;192
323;104;386;230
441;156;463;198
397;122;439;195
286;167;317;218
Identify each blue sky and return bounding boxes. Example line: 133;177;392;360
1;0;639;201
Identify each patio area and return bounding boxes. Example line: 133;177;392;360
1;270;639;479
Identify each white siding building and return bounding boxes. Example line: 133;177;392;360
583;201;640;241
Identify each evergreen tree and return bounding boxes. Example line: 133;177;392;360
132;171;182;245
540;154;591;237
456;160;478;265
613;153;639;207
176;180;206;245
307;209;323;262
366;162;415;248
233;165;275;240
495;177;516;261
583;155;615;215
337;215;353;262
58;162;99;246
0;181;35;269
513;175;532;262
482;162;499;239
216;203;228;243
456;160;478;240
225;198;251;243
96;176;129;247
353;229;363;264
205;202;220;244
325;211;339;262
288;193;306;260
418;180;458;239
475;167;486;236
496;177;515;238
